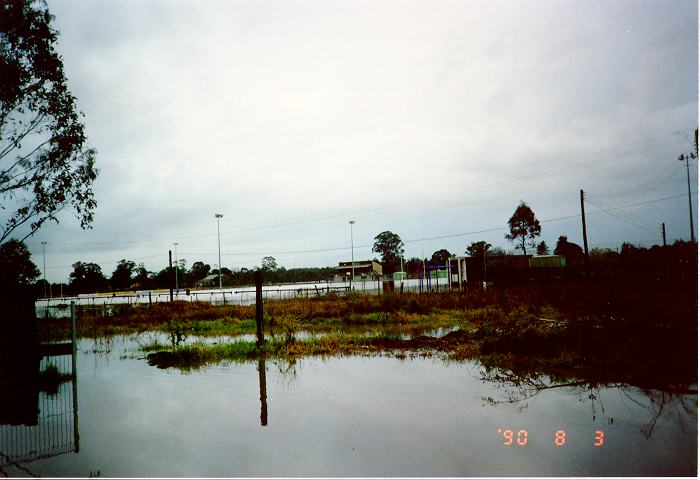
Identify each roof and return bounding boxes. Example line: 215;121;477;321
335;263;374;270
198;273;231;282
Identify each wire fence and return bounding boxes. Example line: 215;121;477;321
35;281;405;316
0;352;78;469
34;278;459;318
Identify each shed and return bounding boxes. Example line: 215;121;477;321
195;274;232;288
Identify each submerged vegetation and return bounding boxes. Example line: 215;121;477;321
144;330;480;370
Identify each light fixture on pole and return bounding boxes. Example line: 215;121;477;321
678;153;696;243
349;220;355;289
41;241;47;298
215;214;223;289
173;242;179;292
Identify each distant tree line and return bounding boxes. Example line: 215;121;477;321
1;200;697;296
21;254;337;295
13;237;692;296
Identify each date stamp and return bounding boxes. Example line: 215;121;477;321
497;429;605;447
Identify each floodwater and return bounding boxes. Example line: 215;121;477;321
1;335;696;477
35;278;435;317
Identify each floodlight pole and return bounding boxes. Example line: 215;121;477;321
349;220;355;289
173;242;179;292
215;214;223;289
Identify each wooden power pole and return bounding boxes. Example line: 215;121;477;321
662;222;667;246
580;189;589;269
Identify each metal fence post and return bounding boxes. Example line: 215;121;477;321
69;301;80;453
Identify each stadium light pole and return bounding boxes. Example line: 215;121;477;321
41;241;47;298
173;242;179;292
678;153;696;243
215;214;223;289
349;220;355;289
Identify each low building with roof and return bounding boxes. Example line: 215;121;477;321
333;260;383;282
195;273;232;288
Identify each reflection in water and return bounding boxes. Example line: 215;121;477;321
478;361;697;440
0;346;39;426
0;334;79;476
2;332;694;477
258;356;268;426
619;387;697;439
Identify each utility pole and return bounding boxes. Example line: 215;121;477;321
662;222;667;247
421;242;426;284
41;241;47;298
678;153;696;243
580;189;589;270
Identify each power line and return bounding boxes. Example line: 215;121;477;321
587;201;657;232
171;193;694;258
27;129;693;248
585;196;657;232
46;253;167;270
44;192;696;269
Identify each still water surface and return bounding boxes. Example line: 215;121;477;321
1;335;696;477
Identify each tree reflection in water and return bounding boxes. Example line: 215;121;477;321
478;360;697;440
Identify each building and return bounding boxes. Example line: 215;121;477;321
195;274;232;288
333;260;383;282
451;254;567;287
530;255;567;268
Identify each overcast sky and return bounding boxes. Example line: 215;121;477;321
15;0;699;283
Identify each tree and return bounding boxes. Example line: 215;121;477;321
173;258;187;287
189;261;210;281
109;259;135;291
372;231;404;275
466;241;491;258
150;267;170;289
430;249;452;266
536;241;549;256
589;247;618;267
404;257;423;275
505;201;541;255
261;256;278;272
133;263;151;289
0;0;98;243
0;238;39;288
554;236;584;265
211;266;233;277
69;261;106;293
489;246;509;256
